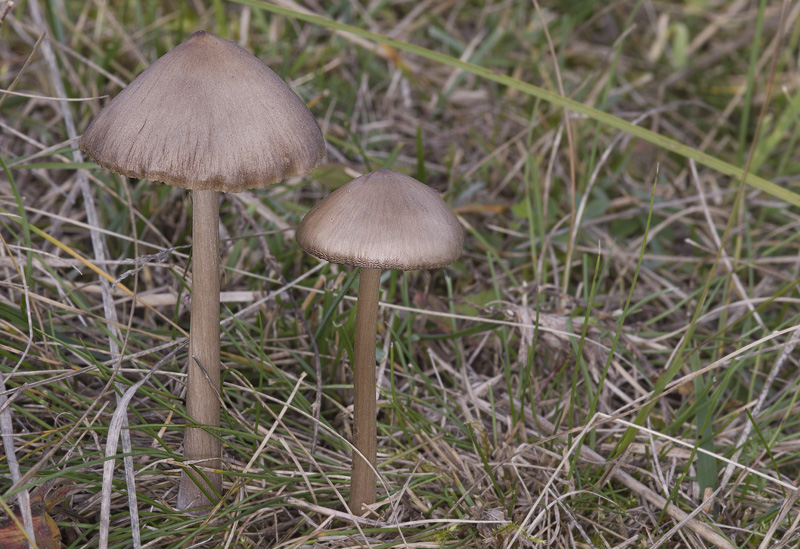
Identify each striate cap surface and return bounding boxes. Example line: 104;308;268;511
296;169;463;271
80;30;325;193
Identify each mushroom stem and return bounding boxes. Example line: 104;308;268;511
177;189;223;511
350;267;381;514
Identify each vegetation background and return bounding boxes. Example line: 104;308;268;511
1;0;799;547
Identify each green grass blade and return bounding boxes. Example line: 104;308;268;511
233;0;800;208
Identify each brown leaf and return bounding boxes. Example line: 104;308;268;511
0;512;60;549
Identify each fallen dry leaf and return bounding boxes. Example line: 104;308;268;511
0;512;60;549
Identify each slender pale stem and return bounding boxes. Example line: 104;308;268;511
177;189;222;511
350;267;381;514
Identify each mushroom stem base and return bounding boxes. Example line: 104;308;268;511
350;267;381;515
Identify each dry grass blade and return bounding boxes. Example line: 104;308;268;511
534;415;735;549
26;2;142;546
719;326;800;492
0;381;34;547
98;343;184;548
0;235;35;549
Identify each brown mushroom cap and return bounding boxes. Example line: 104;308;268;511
296;169;463;270
80;30;325;193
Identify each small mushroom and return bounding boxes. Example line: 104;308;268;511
80;30;325;511
296;169;463;513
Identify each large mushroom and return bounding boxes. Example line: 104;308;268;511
296;169;463;513
80;30;326;511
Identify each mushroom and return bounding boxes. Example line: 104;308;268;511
296;169;463;513
80;30;325;511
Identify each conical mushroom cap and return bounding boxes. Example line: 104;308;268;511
296;169;463;270
80;31;325;193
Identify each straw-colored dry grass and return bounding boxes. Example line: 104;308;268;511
1;0;800;547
